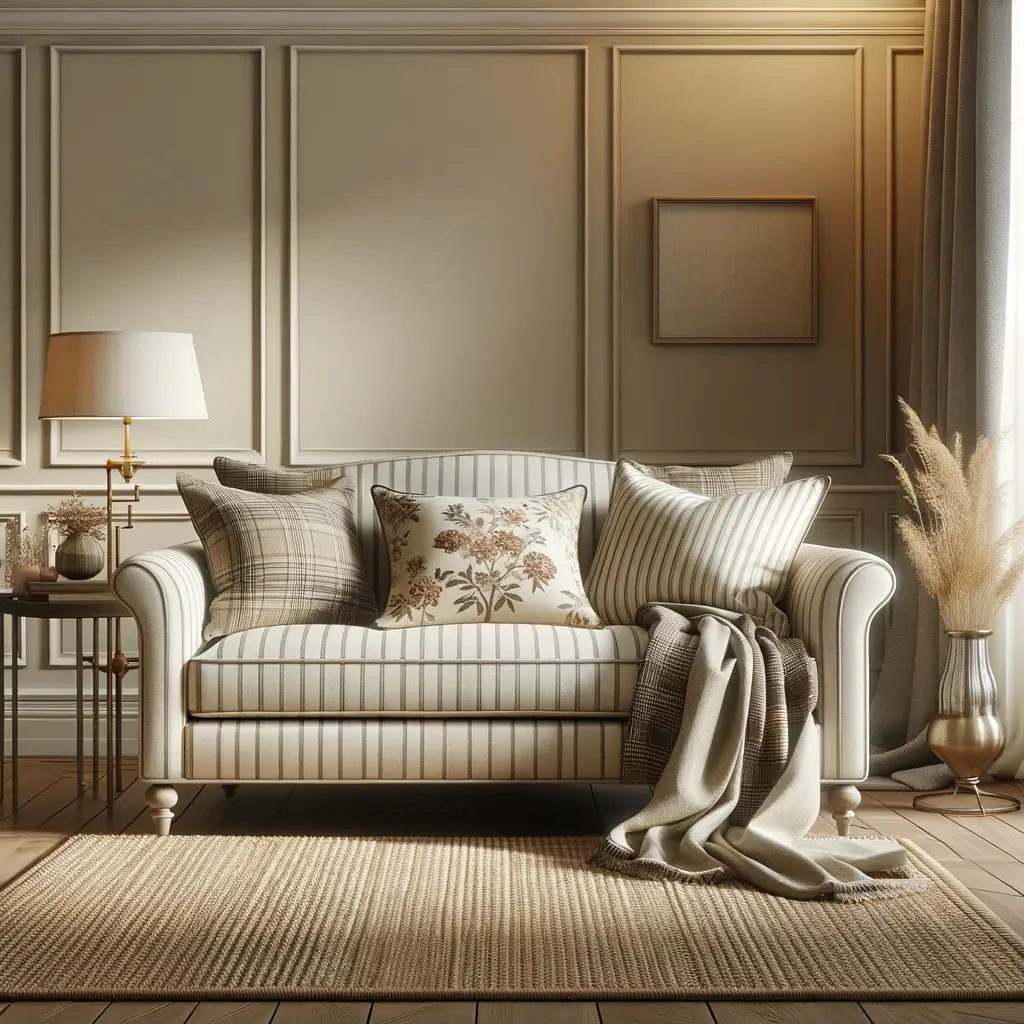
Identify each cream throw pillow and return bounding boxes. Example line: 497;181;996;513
586;460;829;635
372;484;602;629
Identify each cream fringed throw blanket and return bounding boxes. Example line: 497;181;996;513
590;605;928;902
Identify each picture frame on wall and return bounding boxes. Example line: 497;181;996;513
652;196;818;344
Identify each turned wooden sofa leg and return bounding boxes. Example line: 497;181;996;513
146;784;178;836
223;785;238;798
827;784;861;837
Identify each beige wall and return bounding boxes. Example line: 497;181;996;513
0;2;924;753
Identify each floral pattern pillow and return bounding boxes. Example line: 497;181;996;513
371;484;603;629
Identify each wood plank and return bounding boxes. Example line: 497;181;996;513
598;1004;714;1024
1;776;91;832
186;1004;277;1024
271;1004;371;1024
862;1003;1024;1023
0;831;64;886
80;777;151;835
975;890;1024;937
368;1005;476;1024
870;802;1010;860
942;859;1019;895
972;857;1024;896
0;1005;108;1024
477;1005;600;1024
94;1005;198;1024
710;1005;869;1024
955;814;1024;861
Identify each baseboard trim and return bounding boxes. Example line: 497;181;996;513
4;697;138;757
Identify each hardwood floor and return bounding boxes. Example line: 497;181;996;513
3;759;1024;1023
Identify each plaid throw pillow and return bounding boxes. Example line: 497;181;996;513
178;474;376;640
213;457;344;495
637;452;792;496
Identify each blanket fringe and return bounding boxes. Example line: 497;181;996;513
832;876;930;903
590;839;931;902
587;839;728;885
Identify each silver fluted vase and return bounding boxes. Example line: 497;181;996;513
913;630;1020;815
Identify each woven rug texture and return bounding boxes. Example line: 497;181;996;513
1;833;1023;1000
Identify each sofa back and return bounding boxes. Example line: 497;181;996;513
339;451;616;605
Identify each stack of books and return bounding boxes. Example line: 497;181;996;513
24;580;112;602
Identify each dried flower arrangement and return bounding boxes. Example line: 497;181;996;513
45;493;108;541
2;525;48;588
883;398;1024;631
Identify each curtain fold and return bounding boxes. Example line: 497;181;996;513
869;0;987;785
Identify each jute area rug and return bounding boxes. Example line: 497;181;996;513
2;834;1024;1000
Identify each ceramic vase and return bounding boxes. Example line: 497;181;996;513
54;533;105;581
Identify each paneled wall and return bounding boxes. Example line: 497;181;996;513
0;2;924;753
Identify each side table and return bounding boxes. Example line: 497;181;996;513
0;591;136;817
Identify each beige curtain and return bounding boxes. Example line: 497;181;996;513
869;0;983;784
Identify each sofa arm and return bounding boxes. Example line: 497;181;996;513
781;543;896;784
112;542;212;781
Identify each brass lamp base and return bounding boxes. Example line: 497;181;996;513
913;778;1021;816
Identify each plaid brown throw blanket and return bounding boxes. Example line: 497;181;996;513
591;604;927;901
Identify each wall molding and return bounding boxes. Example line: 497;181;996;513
0;47;26;468
0;7;927;37
1;509;28;667
815;509;864;549
47;44;267;468
885;44;924;455
287;44;590;464
611;45;865;467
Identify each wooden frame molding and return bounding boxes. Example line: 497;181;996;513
0;7;927;36
47;45;267;469
0;47;26;468
287;44;590;464
885;44;925;455
652;195;818;344
814;509;865;550
611;45;864;466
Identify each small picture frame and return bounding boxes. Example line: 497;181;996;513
652;196;818;344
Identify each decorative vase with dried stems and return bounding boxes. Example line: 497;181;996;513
3;525;57;596
884;398;1024;814
45;493;108;581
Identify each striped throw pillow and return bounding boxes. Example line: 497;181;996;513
213;457;344;495
637;452;792;496
178;473;377;640
586;460;828;634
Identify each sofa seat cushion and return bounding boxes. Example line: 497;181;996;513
186;622;647;718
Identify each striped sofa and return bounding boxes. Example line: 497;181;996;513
112;451;896;837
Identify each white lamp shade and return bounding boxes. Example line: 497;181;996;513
39;331;209;420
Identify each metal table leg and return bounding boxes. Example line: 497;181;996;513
75;618;84;797
106;617;114;812
11;611;18;815
92;618;100;791
115;620;124;793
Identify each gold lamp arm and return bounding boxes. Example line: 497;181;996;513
105;415;145;583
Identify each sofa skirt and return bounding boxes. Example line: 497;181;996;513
183;718;624;781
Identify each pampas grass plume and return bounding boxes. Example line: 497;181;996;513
883;398;1024;630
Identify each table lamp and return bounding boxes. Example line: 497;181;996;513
39;330;209;580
